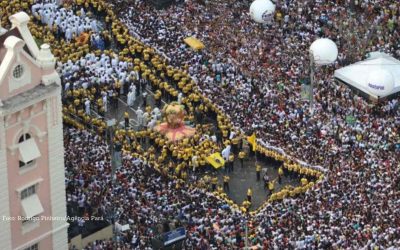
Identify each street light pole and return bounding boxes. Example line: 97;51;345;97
308;38;338;114
309;49;315;114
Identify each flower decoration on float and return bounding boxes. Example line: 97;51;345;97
154;102;196;142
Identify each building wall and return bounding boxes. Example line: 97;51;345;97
0;116;12;250
3;91;68;250
47;93;69;250
0;11;68;250
5;101;54;249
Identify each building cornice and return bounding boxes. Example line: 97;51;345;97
0;83;60;116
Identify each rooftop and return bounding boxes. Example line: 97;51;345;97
0;27;33;63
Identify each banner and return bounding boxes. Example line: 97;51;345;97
115;222;130;232
206;152;225;169
163;227;186;246
247;133;257;151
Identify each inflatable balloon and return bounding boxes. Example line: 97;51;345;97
249;0;276;24
310;38;338;65
366;69;394;97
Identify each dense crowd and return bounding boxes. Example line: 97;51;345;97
2;0;400;249
114;0;400;166
110;0;400;248
65;128;255;249
31;1;98;41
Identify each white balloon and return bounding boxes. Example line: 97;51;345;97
249;0;276;24
310;38;338;65
366;69;395;97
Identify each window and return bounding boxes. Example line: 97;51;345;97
17;180;44;230
21;184;36;200
19;133;31;143
13;64;24;79
20;192;44;222
9;63;31;91
24;243;38;250
18;134;36;168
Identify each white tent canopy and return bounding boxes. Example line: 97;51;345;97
334;52;400;99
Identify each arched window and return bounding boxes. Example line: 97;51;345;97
19;133;31;143
19;133;34;168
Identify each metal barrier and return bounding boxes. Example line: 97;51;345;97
68;225;113;249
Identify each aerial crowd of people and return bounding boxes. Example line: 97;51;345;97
110;0;400;247
1;0;400;249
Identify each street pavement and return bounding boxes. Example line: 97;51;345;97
215;155;300;210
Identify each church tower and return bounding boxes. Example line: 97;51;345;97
0;12;68;250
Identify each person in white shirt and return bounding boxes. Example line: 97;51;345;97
178;92;183;104
84;99;91;115
102;94;108;113
151;107;161;120
64;82;70;91
221;145;231;161
65;27;72;42
147;118;157;129
191;155;199;172
136;108;144;127
127;90;136;107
